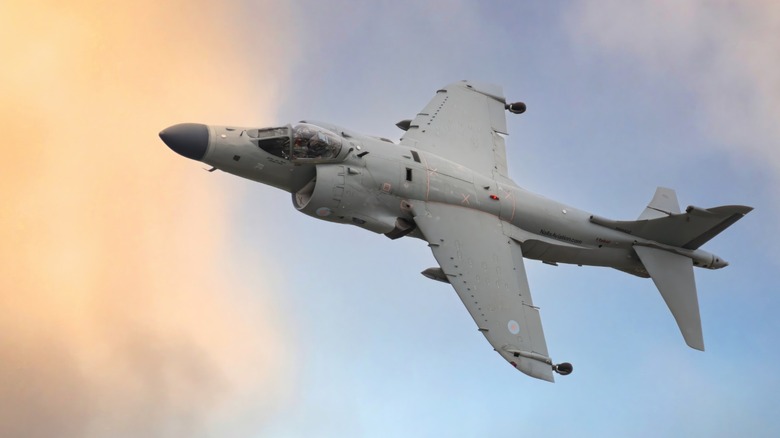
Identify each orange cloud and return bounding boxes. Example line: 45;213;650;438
0;1;294;436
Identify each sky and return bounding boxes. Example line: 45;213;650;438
1;1;778;437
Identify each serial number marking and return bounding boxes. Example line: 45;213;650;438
540;229;583;245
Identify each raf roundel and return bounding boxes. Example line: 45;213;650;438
316;207;332;217
507;320;520;335
317;207;333;217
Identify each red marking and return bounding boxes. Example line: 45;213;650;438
490;194;499;200
510;361;517;368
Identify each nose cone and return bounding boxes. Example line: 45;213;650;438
712;257;729;269
159;123;209;160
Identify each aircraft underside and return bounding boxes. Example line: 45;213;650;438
160;80;751;382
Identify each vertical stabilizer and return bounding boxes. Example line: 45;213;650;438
638;187;681;220
633;246;704;351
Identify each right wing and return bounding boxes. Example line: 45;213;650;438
413;201;556;382
399;81;514;183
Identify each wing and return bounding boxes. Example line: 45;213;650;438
400;81;514;183
412;201;556;382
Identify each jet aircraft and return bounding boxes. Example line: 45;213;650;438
160;81;752;382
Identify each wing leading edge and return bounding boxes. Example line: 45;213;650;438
412;201;556;382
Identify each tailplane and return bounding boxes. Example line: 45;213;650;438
590;187;753;249
594;187;753;350
634;245;704;350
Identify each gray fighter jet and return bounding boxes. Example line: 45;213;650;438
160;81;752;382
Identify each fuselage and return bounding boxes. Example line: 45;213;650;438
161;121;726;276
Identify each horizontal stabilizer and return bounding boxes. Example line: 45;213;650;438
591;204;752;249
634;246;704;350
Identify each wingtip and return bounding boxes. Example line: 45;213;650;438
683;329;705;351
687;340;705;352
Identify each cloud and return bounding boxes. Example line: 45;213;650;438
565;0;780;177
0;1;295;436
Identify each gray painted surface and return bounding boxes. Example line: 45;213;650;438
161;81;752;382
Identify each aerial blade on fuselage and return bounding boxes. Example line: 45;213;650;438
633;245;704;351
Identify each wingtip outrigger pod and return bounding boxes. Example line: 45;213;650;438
553;362;573;376
505;102;526;114
504;347;573;378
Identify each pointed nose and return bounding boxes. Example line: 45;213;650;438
159;123;209;160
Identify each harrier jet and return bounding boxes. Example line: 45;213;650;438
160;81;751;382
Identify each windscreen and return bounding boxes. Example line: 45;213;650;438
247;126;291;159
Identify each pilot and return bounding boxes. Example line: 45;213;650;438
292;124;315;159
307;132;332;158
292;124;341;159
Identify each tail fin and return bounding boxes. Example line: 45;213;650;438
633;245;704;350
638;186;681;219
598;188;753;351
590;187;753;249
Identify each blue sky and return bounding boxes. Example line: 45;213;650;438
224;1;779;436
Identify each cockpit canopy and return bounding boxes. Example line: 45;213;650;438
292;123;344;161
247;123;345;163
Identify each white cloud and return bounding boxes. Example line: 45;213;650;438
566;0;780;177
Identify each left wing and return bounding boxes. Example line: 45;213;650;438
413;202;557;382
400;81;514;183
